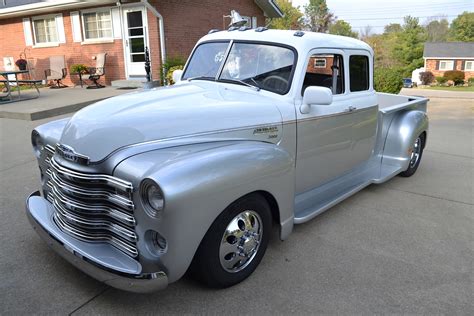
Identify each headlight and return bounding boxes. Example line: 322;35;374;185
31;130;44;158
140;179;164;218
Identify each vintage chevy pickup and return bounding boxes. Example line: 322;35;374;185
26;30;428;293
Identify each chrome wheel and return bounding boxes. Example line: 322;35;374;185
409;137;422;168
219;210;263;273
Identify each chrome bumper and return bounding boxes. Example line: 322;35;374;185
26;191;168;293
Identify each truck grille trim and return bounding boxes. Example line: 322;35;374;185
45;154;138;258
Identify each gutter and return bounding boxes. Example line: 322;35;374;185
140;0;166;70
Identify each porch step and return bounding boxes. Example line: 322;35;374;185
111;79;160;89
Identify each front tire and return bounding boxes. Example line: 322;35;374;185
190;194;272;288
399;133;425;177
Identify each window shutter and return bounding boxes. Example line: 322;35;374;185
452;60;456;70
22;18;33;46
111;8;122;39
461;60;465;70
70;11;82;42
56;14;66;43
435;60;440;70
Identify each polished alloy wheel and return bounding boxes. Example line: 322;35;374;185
409;137;422;168
219;210;263;273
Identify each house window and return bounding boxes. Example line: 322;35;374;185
439;60;454;71
32;15;59;43
314;58;326;68
242;16;257;28
349;55;370;92
465;61;473;71
82;10;113;40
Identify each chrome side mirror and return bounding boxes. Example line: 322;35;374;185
300;86;333;114
172;69;183;84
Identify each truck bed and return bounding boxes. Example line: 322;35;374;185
377;92;428;114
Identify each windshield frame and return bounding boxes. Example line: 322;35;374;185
181;40;298;95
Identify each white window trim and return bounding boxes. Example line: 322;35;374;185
314;58;327;68
439;60;454;71
80;7;114;43
31;13;61;47
464;61;473;71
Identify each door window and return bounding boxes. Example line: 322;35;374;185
126;11;145;62
302;54;344;95
349;55;369;92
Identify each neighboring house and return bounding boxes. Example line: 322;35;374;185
423;42;474;80
0;0;282;86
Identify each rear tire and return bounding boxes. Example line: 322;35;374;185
189;194;272;288
399;133;425;177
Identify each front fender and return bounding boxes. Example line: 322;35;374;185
382;110;428;170
114;141;295;283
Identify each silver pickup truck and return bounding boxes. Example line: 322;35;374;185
26;30;428;293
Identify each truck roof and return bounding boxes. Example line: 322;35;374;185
199;29;373;55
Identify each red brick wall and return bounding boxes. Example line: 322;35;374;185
0;7;125;86
0;0;266;85
306;56;334;75
149;0;265;62
425;58;474;80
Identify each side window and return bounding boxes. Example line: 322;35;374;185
302;54;344;95
349;55;369;92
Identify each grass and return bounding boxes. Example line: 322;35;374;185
1;83;47;91
422;85;474;92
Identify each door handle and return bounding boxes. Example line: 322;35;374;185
346;106;357;112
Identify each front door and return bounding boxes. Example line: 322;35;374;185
296;49;355;194
123;7;148;77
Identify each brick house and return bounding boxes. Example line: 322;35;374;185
0;0;282;86
423;42;474;80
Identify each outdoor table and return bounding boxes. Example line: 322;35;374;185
0;69;29;103
0;69;40;103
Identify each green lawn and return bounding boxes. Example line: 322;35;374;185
423;85;474;92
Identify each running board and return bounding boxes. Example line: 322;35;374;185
294;181;371;224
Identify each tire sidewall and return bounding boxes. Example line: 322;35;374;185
194;194;272;288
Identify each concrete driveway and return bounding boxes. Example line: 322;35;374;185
0;92;472;314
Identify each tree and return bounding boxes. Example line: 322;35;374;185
449;11;474;41
425;17;449;42
384;23;402;34
392;16;427;76
304;0;335;32
328;20;358;38
267;0;303;30
359;25;373;41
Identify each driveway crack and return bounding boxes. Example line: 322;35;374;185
68;287;109;315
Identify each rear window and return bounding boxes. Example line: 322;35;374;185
349;55;369;92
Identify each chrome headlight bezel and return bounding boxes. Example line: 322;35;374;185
31;130;44;158
140;179;165;218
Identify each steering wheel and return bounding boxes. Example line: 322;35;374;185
262;75;288;92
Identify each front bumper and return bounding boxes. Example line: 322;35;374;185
26;191;168;293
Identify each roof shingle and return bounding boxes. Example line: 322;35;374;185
423;42;474;58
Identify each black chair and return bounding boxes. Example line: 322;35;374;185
85;53;107;89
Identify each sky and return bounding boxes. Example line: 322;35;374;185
291;0;473;34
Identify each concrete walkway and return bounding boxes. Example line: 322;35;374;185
400;87;473;99
0;86;132;121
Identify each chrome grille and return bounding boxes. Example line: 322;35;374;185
44;150;138;258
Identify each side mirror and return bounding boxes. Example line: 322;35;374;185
172;69;183;84
300;86;333;114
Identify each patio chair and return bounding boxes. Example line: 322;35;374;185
85;53;107;89
45;55;68;89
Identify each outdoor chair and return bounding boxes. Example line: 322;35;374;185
45;55;68;88
85;53;107;89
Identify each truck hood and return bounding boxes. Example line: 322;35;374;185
60;82;283;162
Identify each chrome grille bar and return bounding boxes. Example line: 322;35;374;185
45;153;138;258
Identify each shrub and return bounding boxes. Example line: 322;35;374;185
443;70;465;85
166;65;184;85
374;67;403;94
436;76;447;85
161;55;187;84
419;71;435;85
468;77;474;86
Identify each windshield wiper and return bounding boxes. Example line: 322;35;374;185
218;78;260;91
187;76;215;82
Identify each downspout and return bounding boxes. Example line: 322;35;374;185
140;0;166;79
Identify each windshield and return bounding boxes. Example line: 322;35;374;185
182;41;296;94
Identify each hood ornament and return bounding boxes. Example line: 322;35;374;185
56;144;90;165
